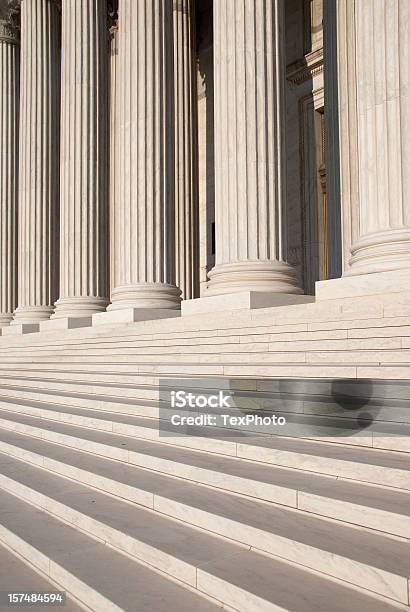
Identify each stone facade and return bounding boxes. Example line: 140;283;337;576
1;3;410;608
0;0;409;329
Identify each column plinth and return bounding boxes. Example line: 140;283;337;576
0;14;19;329
52;0;109;319
107;0;181;313
12;0;60;325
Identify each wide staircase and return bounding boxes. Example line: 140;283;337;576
0;293;409;611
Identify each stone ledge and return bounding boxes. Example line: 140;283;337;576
92;308;181;327
182;292;314;316
40;317;93;332
1;323;39;336
316;269;410;301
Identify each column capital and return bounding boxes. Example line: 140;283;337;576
0;0;20;44
108;0;118;34
0;20;18;44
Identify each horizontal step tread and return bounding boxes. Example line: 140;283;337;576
0;543;82;612
0;488;402;612
0;490;218;612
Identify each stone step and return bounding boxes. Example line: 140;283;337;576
0;352;310;365
0;542;82;612
2;358;409;380
0;328;344;351
0;387;408;453
0;453;409;606
0;358;372;377
0;407;408;491
0;389;390;451
1;308;410;352
0;333;404;355
1;370;409;406
0;488;403;612
0;376;408;423
0;306;382;348
2;361;410;379
1;337;408;370
0;367;160;385
0;427;409;540
0;489;220;612
2;350;410;376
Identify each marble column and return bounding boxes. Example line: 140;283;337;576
173;0;199;300
108;0;180;311
13;0;60;325
0;7;19;328
332;0;359;274
52;0;109;318
207;0;302;297
108;19;118;297
343;0;410;277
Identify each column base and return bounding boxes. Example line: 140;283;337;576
182;291;314;316
40;316;93;332
108;283;181;311
316;268;410;301
348;229;410;275
11;306;54;325
93;308;181;327
52;296;109;318
0;314;13;328
206;261;303;296
2;323;39;336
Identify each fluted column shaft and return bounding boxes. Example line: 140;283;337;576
207;0;301;296
109;0;180;310
53;0;109;318
108;22;118;296
13;0;60;324
173;0;199;300
344;0;410;276
0;17;19;327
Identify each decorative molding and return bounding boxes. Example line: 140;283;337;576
313;86;324;111
286;48;323;86
108;0;118;33
0;20;18;43
0;0;20;44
